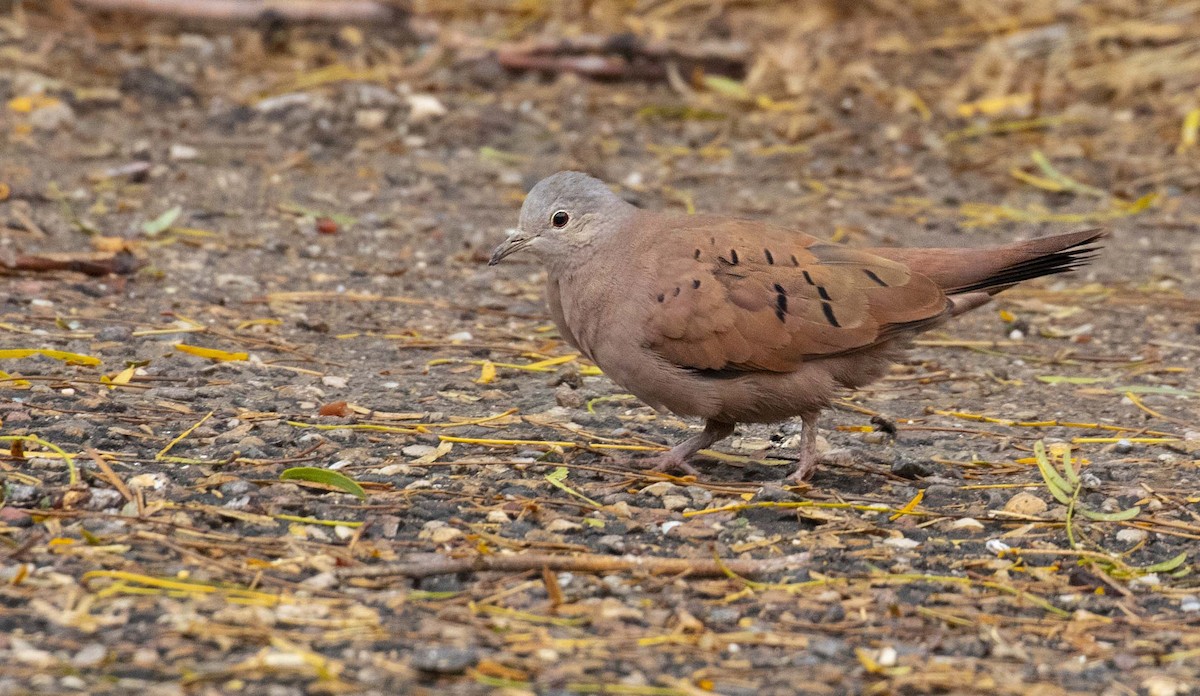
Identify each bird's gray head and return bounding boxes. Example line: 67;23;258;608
489;171;631;269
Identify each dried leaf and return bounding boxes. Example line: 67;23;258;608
0;348;102;366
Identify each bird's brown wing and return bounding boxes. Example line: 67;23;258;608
644;218;951;372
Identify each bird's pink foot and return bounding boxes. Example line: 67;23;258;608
643;451;701;477
785;412;824;482
785;454;819;482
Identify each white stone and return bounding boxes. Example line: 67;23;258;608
169;143;199;161
407;94;447;122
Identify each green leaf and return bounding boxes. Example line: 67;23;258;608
1079;506;1140;521
1061;444;1078;488
1141;552;1189;574
1033;440;1074;505
280;466;366;500
478;146;529;165
1036;375;1111;385
702;75;752;101
277;202;357;227
545;466;602;508
1031;150;1107;197
1112;385;1199;397
142;206;182;236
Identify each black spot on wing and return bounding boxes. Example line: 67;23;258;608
729;249;739;265
802;270;815;285
764;249;775;265
864;269;889;287
657;293;665;303
820;301;840;327
672;286;680;297
817;285;831;301
692;279;701;289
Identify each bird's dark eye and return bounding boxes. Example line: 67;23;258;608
551;211;570;228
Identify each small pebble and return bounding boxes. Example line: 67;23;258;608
407;94;447;122
1003;491;1048;515
545;518;582;533
71;643;106;668
410;646;478;674
1115;528;1148;544
168;143;199;160
640;481;681;497
661;495;690;511
986;539;1012;555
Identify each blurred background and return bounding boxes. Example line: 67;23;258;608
2;3;1199;695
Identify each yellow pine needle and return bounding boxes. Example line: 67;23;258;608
714;549;1068;617
472;602;590;627
943;115;1075;142
286;421;418;434
1010;168;1068;192
588;443;664;452
1178;108;1200;153
438;435;576;449
82;570;285;606
685;500;921;518
1029;150;1107;198
1072;437;1179;444
956;93;1032;118
929;409;1176;437
236;318;282;330
0;370;31;387
274;514;363;528
0;434;78;484
889;489;924;521
1124;390;1189;426
156;411;213;460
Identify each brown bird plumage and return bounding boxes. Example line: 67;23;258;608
490;172;1105;480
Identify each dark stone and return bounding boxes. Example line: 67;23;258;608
120;67;197;104
891;454;933;479
96;326;134;341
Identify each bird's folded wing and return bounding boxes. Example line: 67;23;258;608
644;219;951;372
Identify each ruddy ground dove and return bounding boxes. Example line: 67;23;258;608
489;172;1104;481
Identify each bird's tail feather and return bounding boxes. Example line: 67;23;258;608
871;228;1106;297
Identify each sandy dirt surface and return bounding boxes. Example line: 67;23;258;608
1;2;1199;694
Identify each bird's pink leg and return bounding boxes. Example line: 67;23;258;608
785;412;822;482
644;419;735;476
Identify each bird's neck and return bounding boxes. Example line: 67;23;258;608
544;205;640;278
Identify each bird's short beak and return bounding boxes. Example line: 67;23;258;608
488;229;533;266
